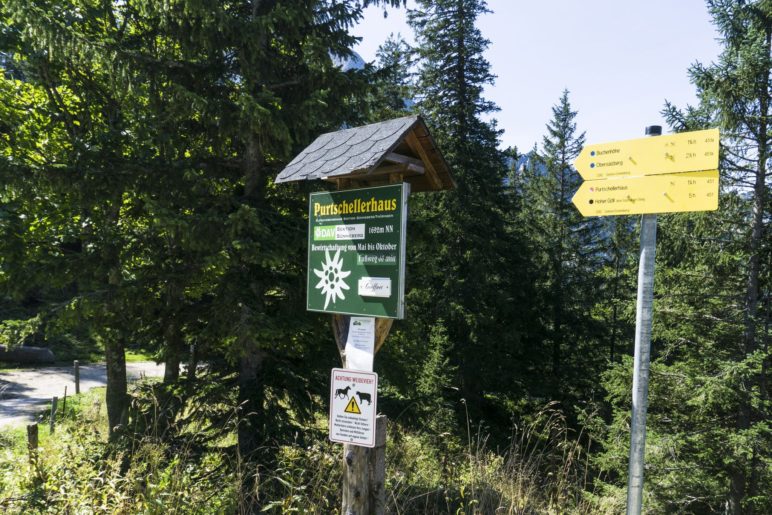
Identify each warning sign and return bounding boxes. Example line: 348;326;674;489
329;368;378;447
344;397;361;414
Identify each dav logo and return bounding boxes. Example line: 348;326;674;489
358;277;391;298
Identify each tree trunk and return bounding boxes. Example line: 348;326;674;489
163;283;184;384
163;323;183;384
730;28;769;509
185;342;199;399
237;334;266;513
235;108;266;513
105;334;128;438
237;340;266;459
104;192;128;440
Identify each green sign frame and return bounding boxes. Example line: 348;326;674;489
307;184;409;319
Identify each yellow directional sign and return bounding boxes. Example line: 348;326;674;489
574;128;719;180
572;170;719;217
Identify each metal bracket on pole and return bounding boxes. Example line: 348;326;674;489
626;125;661;514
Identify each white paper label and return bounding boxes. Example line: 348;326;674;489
344;317;375;371
358;277;391;298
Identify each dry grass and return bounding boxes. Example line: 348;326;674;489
1;385;605;514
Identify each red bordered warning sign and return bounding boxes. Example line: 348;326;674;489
329;368;378;447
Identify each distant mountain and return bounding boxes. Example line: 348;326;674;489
503;151;546;187
330;51;366;72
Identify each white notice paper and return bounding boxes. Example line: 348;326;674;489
344;317;375;371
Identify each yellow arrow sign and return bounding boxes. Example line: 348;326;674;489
572;170;719;217
574;128;719;180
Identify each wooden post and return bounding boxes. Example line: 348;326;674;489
369;415;388;515
49;396;58;434
341;413;388;515
73;360;80;394
26;423;38;462
342;444;371;515
62;386;67;420
334;315;391;515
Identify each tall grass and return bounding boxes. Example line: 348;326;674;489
1;384;606;514
384;402;603;514
0;386;238;513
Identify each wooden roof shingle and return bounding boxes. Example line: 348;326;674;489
275;116;454;192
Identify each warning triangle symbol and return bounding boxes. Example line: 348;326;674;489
344;397;361;414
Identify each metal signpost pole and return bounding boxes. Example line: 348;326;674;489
571;123;718;513
626;125;661;514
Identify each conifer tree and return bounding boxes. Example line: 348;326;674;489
0;0;405;467
369;34;415;120
406;0;534;427
594;1;771;511
518;90;605;401
657;1;771;510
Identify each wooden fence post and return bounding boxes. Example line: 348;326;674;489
73;360;80;394
49;396;58;434
26;423;38;463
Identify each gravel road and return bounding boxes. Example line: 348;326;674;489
0;362;165;428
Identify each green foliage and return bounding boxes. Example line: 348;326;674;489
369;34;415;120
402;0;536;439
0;316;40;349
0;394;598;514
0;0;401;448
648;1;772;511
516;91;609;404
1;391;238;513
1;0;770;512
415;323;458;451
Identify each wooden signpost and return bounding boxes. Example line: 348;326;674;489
277;116;454;515
572;126;719;515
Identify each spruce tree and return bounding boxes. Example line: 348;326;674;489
662;1;771;511
594;1;772;510
369;34;415;120
0;0;406;476
518;90;606;402
406;0;534;429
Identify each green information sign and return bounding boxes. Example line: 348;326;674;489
307;184;409;318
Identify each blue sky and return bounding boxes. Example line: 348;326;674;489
352;0;721;151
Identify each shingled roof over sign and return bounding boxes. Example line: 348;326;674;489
275;116;454;192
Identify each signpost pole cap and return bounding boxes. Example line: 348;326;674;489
645;125;662;136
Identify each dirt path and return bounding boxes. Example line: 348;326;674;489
0;362;165;428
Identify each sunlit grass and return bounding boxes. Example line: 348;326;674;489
125;350;154;363
0;383;608;513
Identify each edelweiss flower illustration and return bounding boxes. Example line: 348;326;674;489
313;249;351;309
